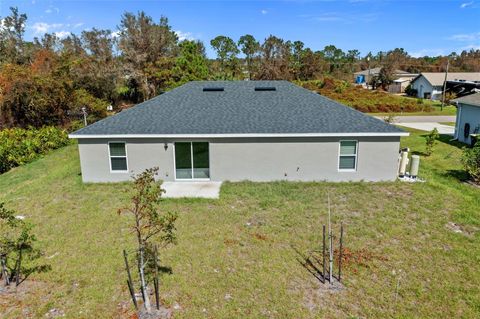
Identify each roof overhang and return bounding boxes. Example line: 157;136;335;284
69;132;409;139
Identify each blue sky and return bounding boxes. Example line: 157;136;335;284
2;0;479;58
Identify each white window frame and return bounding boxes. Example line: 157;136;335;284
338;140;358;172
173;142;210;181
108;141;129;173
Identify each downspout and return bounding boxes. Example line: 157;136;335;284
453;102;461;141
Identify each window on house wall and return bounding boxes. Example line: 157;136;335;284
109;142;128;172
339;141;358;171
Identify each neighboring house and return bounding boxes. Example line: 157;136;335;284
388;77;413;94
69;81;408;183
410;72;480;100
353;67;416;85
453;93;480;145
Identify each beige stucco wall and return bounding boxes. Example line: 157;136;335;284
77;136;401;183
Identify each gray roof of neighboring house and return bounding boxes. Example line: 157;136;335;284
452;92;480;107
412;72;480;86
70;81;406;137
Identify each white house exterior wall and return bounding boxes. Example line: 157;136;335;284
411;75;443;100
455;103;480;144
77;136;401;183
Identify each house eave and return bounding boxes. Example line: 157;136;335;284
69;132;409;139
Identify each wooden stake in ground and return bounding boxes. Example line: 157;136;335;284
322;224;326;283
338;223;344;282
328;193;333;284
123;250;138;310
154;245;160;310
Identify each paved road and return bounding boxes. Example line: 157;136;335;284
374;115;456;123
395;122;455;135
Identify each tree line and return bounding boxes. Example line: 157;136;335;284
1;7;479;129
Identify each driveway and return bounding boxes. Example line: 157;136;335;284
373;115;456;135
374;115;456;123
395;122;455;135
162;181;222;199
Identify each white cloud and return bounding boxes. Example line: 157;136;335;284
410;48;447;58
461;44;480;50
460;1;474;8
261;9;268;15
73;22;84;28
54;31;71;39
31;22;63;34
449;32;480;42
110;30;121;38
175;30;194;41
45;6;60;14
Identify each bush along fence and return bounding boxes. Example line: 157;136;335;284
0;126;70;174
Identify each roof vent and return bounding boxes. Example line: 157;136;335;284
203;87;224;92
254;86;276;91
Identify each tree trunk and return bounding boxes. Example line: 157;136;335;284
139;247;151;312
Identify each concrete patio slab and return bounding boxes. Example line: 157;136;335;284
162;181;222;199
396;122;455;135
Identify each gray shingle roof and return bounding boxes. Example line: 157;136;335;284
71;81;406;137
452;92;480;107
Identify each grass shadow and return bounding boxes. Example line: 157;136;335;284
291;245;325;284
443;169;469;182
411;150;428;157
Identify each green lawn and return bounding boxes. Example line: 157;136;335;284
0;131;479;318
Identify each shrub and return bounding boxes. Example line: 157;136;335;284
299;79;433;113
444;92;457;105
405;84;417;97
0;202;50;285
425;128;439;156
462;141;480;184
0;127;69;173
334;80;349;93
383;113;397;124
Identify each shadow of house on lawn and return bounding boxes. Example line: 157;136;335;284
417;133;465;150
443;169;470;182
437;134;466;149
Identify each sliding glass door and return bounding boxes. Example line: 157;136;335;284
174;142;210;180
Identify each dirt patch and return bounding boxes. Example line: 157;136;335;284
0;280;56;318
288;274;346;315
334;247;389;272
445;221;478;237
252;233;269;241
224;238;241;246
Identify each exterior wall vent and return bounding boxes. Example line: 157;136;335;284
203;87;224;92
254;87;276;91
